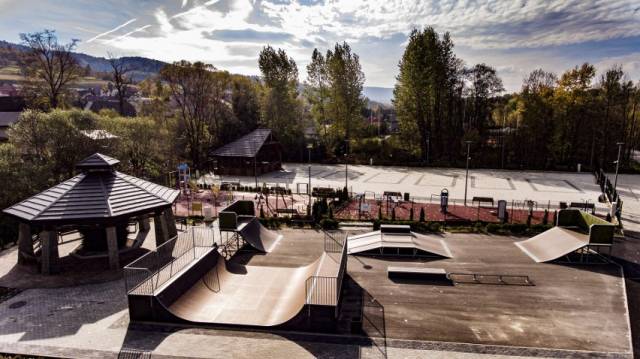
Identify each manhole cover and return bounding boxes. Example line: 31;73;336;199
9;301;26;309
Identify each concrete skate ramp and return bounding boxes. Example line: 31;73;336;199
515;226;589;263
347;230;452;258
237;216;282;253
165;251;340;326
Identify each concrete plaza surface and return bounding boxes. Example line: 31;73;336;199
218;163;640;229
0;227;633;358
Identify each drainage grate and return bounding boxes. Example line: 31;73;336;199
118;348;152;359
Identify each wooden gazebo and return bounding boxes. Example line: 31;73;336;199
3;153;179;274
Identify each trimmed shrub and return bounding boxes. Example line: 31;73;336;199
419;207;425;222
320;218;339;230
486;223;501;233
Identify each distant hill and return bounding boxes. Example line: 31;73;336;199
0;40;167;82
363;86;393;104
0;40;395;104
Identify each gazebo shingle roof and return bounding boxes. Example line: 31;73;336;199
211;128;273;158
3;153;179;224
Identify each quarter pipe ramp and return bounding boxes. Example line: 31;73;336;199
237;216;282;253
515;227;590;263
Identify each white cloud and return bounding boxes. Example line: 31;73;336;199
66;0;640;90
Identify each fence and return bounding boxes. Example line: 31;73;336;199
305;231;348;315
124;226;216;295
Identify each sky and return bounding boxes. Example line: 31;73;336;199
0;0;639;92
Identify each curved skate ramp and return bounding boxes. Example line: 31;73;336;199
347;230;452;258
515;226;589;263
162;251;340;327
237;217;282;253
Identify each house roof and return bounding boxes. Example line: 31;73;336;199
3;153;179;224
211;128;275;158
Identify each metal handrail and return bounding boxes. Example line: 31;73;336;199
123;227;215;295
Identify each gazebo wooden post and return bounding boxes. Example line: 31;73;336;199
105;226;119;270
154;210;169;246
138;216;151;232
40;227;59;275
17;222;34;264
164;208;178;239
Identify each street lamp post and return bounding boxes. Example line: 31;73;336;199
613;142;624;200
307;143;313;215
344;140;349;190
253;158;258;190
464;141;472;206
426;131;430;165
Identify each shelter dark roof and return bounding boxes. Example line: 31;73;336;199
76;153;120;170
211;128;274;158
3;154;179;224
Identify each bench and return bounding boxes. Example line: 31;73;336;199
472;196;494;206
387;266;450;282
380;224;411;234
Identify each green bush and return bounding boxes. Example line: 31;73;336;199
419;207;425;222
486;223;501;233
428;222;441;232
507;223;528;234
320;218;339;230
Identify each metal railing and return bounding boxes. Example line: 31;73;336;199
324;231;346;253
305;232;348;316
124;226;216;295
305;276;338;306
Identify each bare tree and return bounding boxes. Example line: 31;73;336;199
107;53;133;116
160;60;218;169
19;30;81;109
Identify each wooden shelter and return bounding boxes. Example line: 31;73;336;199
210;128;282;176
3;153;179;274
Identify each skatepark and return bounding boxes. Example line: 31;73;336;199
0;164;637;358
117;200;630;356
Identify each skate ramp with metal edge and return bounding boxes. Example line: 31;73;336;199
515;227;590;263
347;224;452;258
515;209;615;263
237;216;282;253
127;241;346;329
167;251;339;326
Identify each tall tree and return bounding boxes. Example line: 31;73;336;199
515;69;557;168
231;75;260;133
306;48;329;139
19;30;81;109
160;61;218;169
258;46;303;158
107;53;133;116
393;27;463;162
464;63;504;132
325;42;365;151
